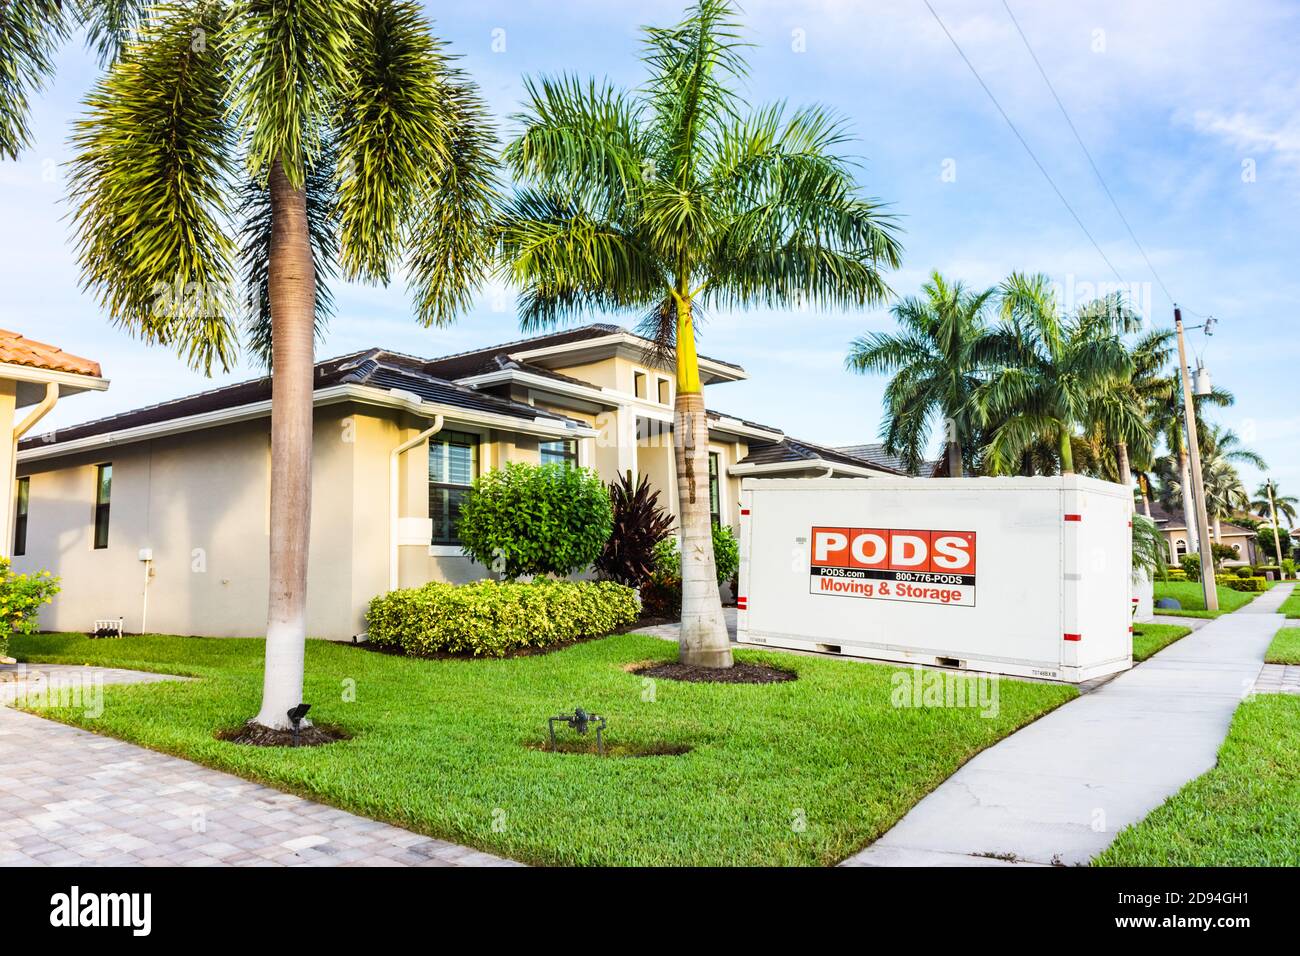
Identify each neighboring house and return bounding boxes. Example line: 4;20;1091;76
1143;501;1260;567
15;324;903;640
0;330;107;561
834;443;946;478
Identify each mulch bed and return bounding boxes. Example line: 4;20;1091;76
633;661;796;684
218;722;350;748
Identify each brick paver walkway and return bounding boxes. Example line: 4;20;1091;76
1254;662;1300;695
0;664;520;867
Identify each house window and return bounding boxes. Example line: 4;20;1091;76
708;452;721;527
539;439;578;469
1175;538;1187;559
657;378;670;404
93;464;112;550
633;371;647;399
429;432;478;545
14;476;29;556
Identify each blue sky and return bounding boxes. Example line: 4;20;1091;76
4;0;1297;496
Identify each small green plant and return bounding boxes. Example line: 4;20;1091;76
366;579;638;657
0;558;60;658
1283;558;1296;579
457;463;613;579
1131;515;1165;582
1210;542;1238;569
1179;552;1202;582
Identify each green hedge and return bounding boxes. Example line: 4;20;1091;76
366;579;639;658
1219;575;1268;593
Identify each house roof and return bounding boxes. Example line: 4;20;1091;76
0;329;102;377
737;438;906;475
835;443;945;478
1144;501;1257;537
421;323;745;380
19;349;579;451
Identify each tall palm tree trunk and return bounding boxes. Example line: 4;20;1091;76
673;296;731;668
1116;441;1132;495
946;439;963;477
1138;474;1152;518
1058;427;1075;475
254;159;316;730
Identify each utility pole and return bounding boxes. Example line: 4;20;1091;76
1266;479;1283;568
1174;306;1218;611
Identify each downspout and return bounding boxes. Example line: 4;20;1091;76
389;414;444;592
6;383;58;559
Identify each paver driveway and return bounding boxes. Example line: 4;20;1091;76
0;664;519;867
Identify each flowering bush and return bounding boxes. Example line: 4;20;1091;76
0;558;59;657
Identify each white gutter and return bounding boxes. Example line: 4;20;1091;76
18;382;596;463
508;332;749;383
0;362;109;395
389;414;444;591
729;458;901;479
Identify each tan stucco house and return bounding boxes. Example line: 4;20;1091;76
1143;501;1260;567
15;324;905;640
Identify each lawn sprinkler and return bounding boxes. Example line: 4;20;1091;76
287;703;311;747
547;707;607;756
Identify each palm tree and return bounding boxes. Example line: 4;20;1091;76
496;0;902;668
1148;381;1233;551
1200;456;1250;542
1199;423;1267;473
0;1;148;160
1253;481;1298;528
846;271;993;476
67;1;497;731
973;274;1141;475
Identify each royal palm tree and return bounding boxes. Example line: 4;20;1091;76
1200;456;1250;542
0;1;149;160
497;0;902;668
1253;481;1298;528
973;274;1142;475
1148;380;1233;551
67;0;496;732
846;271;993;476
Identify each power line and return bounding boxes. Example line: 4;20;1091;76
1001;0;1176;307
922;0;1127;288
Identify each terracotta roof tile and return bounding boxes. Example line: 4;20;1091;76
0;329;102;377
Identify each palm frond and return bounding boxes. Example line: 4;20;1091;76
72;0;149;64
66;1;239;373
0;0;68;160
224;0;359;187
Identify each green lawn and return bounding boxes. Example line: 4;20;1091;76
11;631;1075;867
1131;622;1193;662
1265;627;1300;664
1153;580;1258;618
1095;694;1300;866
1280;589;1300;619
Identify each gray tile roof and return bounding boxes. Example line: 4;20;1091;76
835;443;945;477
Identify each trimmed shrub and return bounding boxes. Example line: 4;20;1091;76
366;579;639;658
1180;553;1202;582
457;463;613;580
1164;567;1187;582
0;558;59;658
1236;566;1255;578
1220;575;1268;593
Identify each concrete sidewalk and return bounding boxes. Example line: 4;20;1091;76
842;584;1293;867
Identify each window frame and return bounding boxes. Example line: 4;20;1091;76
13;476;29;557
539;438;579;469
708;450;722;527
657;377;671;405
633;370;648;400
427;430;479;548
93;463;112;550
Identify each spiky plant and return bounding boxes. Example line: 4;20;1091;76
497;0;902;667
595;471;676;587
66;0;497;731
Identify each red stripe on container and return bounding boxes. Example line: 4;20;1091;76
1063;633;1082;642
1064;514;1082;522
